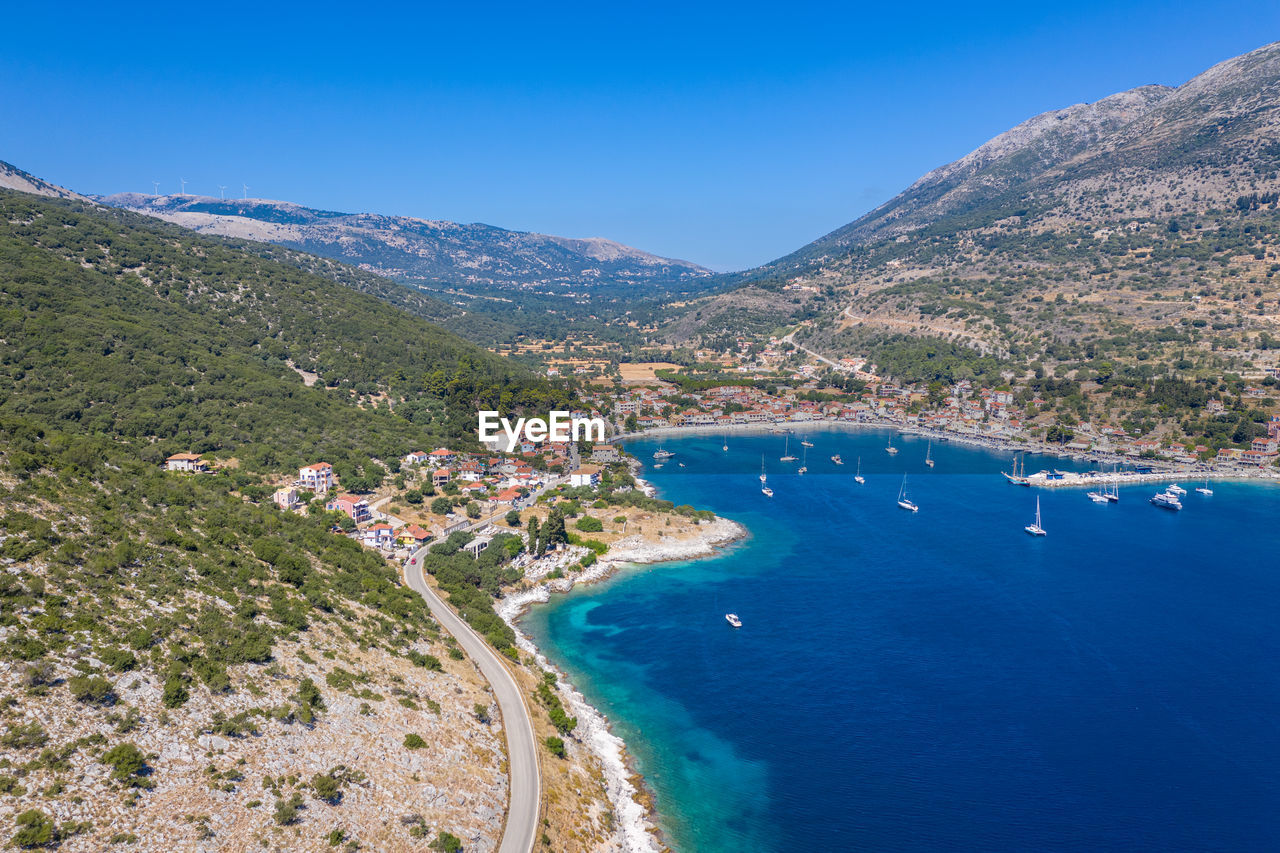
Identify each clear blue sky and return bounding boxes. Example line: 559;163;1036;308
2;2;1277;271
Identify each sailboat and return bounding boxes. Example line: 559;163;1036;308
1195;476;1213;496
759;455;767;484
924;440;934;468
1086;468;1110;503
801;437;814;448
1025;496;1046;536
854;457;865;484
1024;491;1044;532
780;435;798;462
896;475;918;511
1002;454;1029;485
885;434;898;455
722;434;728;452
798;446;808;475
760;456;773;497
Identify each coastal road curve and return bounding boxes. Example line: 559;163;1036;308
405;548;540;853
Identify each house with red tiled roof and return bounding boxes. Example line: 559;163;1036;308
432;468;452;488
165;453;208;473
325;494;371;523
299;462;334;494
397;525;433;546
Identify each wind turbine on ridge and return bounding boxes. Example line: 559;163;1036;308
151;181;160;196
218;185;227;199
179;177;188;195
242;183;250;200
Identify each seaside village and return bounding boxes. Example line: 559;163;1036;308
580;336;1280;470
160;344;1280;560
162;425;631;568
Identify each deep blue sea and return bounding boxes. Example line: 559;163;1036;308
519;428;1280;852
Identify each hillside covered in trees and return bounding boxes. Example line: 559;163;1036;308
0;189;593;848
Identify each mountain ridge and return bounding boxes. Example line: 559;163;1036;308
666;39;1280;376
97;191;713;295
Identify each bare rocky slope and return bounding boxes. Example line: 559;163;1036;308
668;40;1280;381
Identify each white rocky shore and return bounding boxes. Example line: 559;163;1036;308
496;515;746;853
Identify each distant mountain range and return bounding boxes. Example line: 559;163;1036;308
97;192;712;296
669;40;1280;375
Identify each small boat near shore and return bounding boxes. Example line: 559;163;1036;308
725;613;742;628
831;454;843;465
1196;477;1213;496
925;441;934;468
854;457;865;485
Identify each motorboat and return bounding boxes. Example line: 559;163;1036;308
1150;491;1182;510
725;613;742;628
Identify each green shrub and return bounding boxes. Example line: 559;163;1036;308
311;773;342;804
101;743;152;788
68;675;115;706
543;736;566;759
11;809;56;848
574;516;603;532
430;831;462;852
273;793;304;825
403;733;426;749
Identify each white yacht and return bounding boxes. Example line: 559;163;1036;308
761;485;774;498
1150;491;1183;511
798;447;808;475
854;457;865;484
653;447;674;460
780;436;798;462
801;438;814;448
1025;497;1046;536
925;441;934;468
897;475;918;512
1087;489;1110;503
885;435;898;455
725;613;742;628
1166;483;1187;496
1195;477;1213;496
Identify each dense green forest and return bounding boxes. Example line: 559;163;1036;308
0;190;576;474
0;188;579;762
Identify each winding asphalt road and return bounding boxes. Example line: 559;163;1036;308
405;548;540;853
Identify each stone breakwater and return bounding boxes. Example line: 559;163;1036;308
496;516;747;853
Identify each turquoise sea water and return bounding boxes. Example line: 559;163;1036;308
519;428;1280;851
